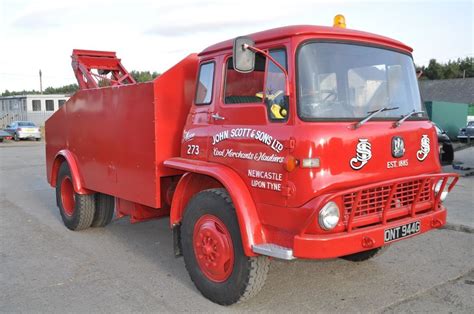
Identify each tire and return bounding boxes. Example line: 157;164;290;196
181;188;270;305
36;138;41;142
91;193;115;227
14;133;19;141
340;246;388;262
56;162;95;230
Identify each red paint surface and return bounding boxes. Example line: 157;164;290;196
193;214;235;282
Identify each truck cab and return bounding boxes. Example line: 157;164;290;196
169;24;457;259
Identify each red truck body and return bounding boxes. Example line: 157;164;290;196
45;22;458;304
47;54;198;211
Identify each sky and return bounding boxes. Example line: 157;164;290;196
0;0;472;92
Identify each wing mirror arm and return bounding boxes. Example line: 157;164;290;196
243;44;290;97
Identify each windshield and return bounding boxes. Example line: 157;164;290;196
297;42;423;120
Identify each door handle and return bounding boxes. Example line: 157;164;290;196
211;113;225;121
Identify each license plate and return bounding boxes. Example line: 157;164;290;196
384;221;420;243
24;129;34;132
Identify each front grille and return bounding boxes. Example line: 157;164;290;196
343;179;432;219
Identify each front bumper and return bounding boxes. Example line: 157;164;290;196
293;207;446;259
253;172;458;260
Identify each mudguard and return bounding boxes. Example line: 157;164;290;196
164;157;264;256
51;149;92;194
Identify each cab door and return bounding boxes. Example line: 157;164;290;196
208;46;292;207
181;60;217;161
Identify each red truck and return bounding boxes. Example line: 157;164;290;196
45;16;458;305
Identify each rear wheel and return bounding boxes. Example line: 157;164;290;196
91;193;115;227
56;162;95;230
181;188;270;305
340;246;388;262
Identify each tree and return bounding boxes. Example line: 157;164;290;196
129;70;160;83
417;57;473;80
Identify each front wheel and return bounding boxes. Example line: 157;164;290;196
181;189;270;305
340;246;388;262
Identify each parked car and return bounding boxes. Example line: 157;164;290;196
434;123;454;165
457;121;474;142
0;130;12;142
4;121;41;141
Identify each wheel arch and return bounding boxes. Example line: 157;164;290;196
51;149;92;194
165;157;264;256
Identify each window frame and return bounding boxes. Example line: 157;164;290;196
194;61;216;106
222;48;288;105
222;54;266;105
263;48;288;123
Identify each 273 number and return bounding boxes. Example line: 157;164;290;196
187;144;200;155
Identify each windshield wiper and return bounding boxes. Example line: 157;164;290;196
353;106;399;129
393;110;424;128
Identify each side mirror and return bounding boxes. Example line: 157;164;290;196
233;36;255;73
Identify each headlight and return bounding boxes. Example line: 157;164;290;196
433;180;448;201
318;201;340;230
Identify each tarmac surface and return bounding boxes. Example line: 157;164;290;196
1;141;473;313
443;147;474;232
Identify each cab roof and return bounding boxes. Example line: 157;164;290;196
199;25;412;56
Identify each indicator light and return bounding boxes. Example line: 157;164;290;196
283;155;298;172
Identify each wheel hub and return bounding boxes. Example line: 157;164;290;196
60;176;75;216
193;214;234;282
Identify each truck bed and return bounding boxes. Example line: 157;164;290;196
46;54;199;208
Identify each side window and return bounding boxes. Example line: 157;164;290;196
195;62;215;105
45;100;54;111
32;100;41;111
224;54;266;104
265;49;288;121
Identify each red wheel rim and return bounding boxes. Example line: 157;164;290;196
60;176;75;216
193;214;234;282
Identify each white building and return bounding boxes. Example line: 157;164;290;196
0;94;69;127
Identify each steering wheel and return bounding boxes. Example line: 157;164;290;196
322;90;337;101
300;90;357;118
300;94;334;117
